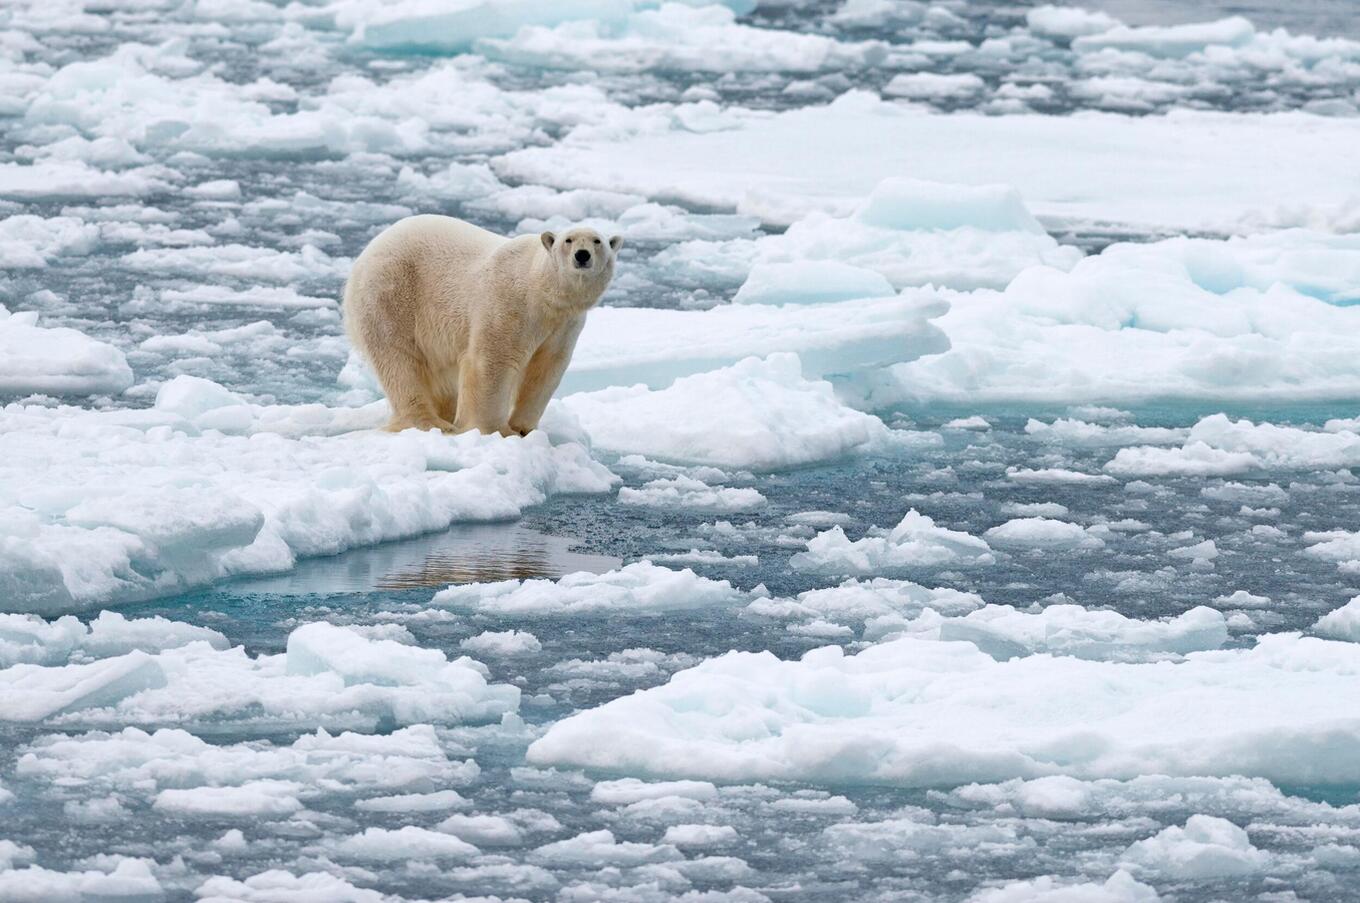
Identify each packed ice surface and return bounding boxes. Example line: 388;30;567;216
0;304;132;396
791;510;997;574
734;178;1084;292
561;354;896;470
557;292;948;394
530;633;1360;786
1108;414;1360;476
0;620;517;727
431;561;741;615
0;382;615;613
881;230;1360;405
497;92;1360;233
6;0;1360;900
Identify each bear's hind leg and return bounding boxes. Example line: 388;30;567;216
373;348;454;433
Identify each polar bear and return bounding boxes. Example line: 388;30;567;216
343;215;621;435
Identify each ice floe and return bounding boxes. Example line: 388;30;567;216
0;387;614;613
0;305;133;397
562;354;896;470
496;91;1360;233
0;621;518;727
791;510;996;574
431;561;742;615
530;633;1360;786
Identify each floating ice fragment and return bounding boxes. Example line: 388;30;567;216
0;304;133;397
564;354;897;471
431;561;742;615
1314;596;1360;641
984;518;1106;551
619;476;766;513
530;633;1360;787
1119;815;1268;879
791;511;996;574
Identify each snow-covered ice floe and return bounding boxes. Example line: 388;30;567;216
496;91;1360;233
0;304;132;397
0;378;615;614
0;620;517;728
882;229;1360;406
561;353;898;470
431;561;741;616
559;291;947;394
530;633;1360;787
791;510;996;574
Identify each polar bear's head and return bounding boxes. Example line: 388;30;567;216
540;227;622;289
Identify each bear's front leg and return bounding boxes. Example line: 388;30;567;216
509;320;583;436
453;356;517;437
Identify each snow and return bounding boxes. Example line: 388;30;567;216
1108;415;1360;477
495;93;1360;234
618;475;767;513
557;292;948;394
0;610;227;667
0;305;133;397
529;633;1360;787
0;622;518;727
1314;596;1360;641
1119;815;1268;879
460;629;543;657
732;260;893;306
479;3;884;74
886;230;1360;406
743;177;1081;291
662;824;738;848
885;72;986;101
1025;6;1121;39
334;0;758;53
562;354;897;470
0;858;162;903
431;561;742;615
330;825;478;861
970;870;1158;903
925;604;1229;661
0;389;615;613
983;518;1106;551
791;510;996;574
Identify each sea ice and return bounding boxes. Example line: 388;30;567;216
921;604;1228;661
529;633;1360;787
1119;815;1268;879
558;292;948;394
0;622;519;727
791;510;996;574
0;390;615;613
562;354;896;470
618;475;767;513
496;91;1360;233
983;518;1106;551
1313;596;1360;641
741;178;1083;291
431;561;742;615
0;305;132;397
886;231;1360;406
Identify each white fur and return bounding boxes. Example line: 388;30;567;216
343;214;620;435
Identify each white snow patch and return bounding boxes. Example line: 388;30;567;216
431;561;742;615
791;510;996;574
529;633;1360;787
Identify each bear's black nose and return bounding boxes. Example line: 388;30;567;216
574;249;591;266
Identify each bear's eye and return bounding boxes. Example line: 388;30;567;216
564;238;572;244
593;238;601;245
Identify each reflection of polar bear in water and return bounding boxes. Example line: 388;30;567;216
343;214;621;435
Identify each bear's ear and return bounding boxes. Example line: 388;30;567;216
609;235;623;252
540;231;556;252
